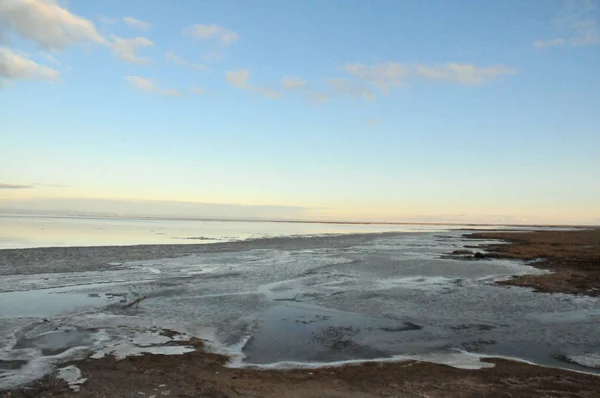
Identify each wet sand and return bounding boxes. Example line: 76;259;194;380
465;229;600;296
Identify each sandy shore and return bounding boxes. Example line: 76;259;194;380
4;228;600;397
465;228;600;296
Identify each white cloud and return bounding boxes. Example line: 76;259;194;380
413;63;517;85
0;27;10;45
328;78;375;100
226;69;250;88
226;69;280;98
0;47;59;83
345;62;516;92
534;0;599;48
252;86;280;98
0;1;155;66
165;51;208;71
280;76;331;103
0;0;108;50
184;24;239;45
111;36;154;64
123;17;151;31
345;62;410;94
281;76;308;90
126;76;183;96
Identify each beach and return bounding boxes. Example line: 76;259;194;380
1;222;599;397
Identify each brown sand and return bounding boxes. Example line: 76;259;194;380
465;229;600;296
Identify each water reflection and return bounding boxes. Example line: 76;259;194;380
0;215;480;249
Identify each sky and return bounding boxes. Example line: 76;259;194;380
1;0;599;225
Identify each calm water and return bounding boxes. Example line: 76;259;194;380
0;214;497;249
1;217;596;390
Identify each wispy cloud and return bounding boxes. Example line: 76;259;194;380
126;76;183;96
189;86;206;95
0;183;33;189
281;76;308;90
226;69;250;88
534;0;599;48
123;17;151;31
34;183;70;188
345;62;516;93
40;51;61;65
328;78;375;100
252;86;280;98
280;76;331;103
165;51;208;71
0;0;155;68
345;63;410;94
0;0;108;50
412;63;517;85
0;47;59;84
366;119;381;127
184;24;239;45
111;35;154;64
226;69;281;98
534;38;567;48
126;76;205;97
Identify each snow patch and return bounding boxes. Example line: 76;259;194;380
57;365;87;392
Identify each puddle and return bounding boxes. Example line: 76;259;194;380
0;290;110;318
242;303;423;364
0;359;27;370
14;329;96;356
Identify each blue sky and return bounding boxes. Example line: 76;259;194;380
1;0;599;224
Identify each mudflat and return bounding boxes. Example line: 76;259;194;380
4;228;600;397
466;228;600;296
8;336;600;398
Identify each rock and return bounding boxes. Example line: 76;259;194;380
452;250;473;255
474;252;486;259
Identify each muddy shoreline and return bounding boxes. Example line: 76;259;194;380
465;229;600;296
7;334;600;398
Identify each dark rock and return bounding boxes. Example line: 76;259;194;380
474;252;486;259
452;250;473;255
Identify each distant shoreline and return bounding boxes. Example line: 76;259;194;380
1;212;596;228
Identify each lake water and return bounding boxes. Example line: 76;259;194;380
1;216;598;389
0;214;504;249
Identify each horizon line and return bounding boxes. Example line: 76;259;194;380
1;212;598;229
